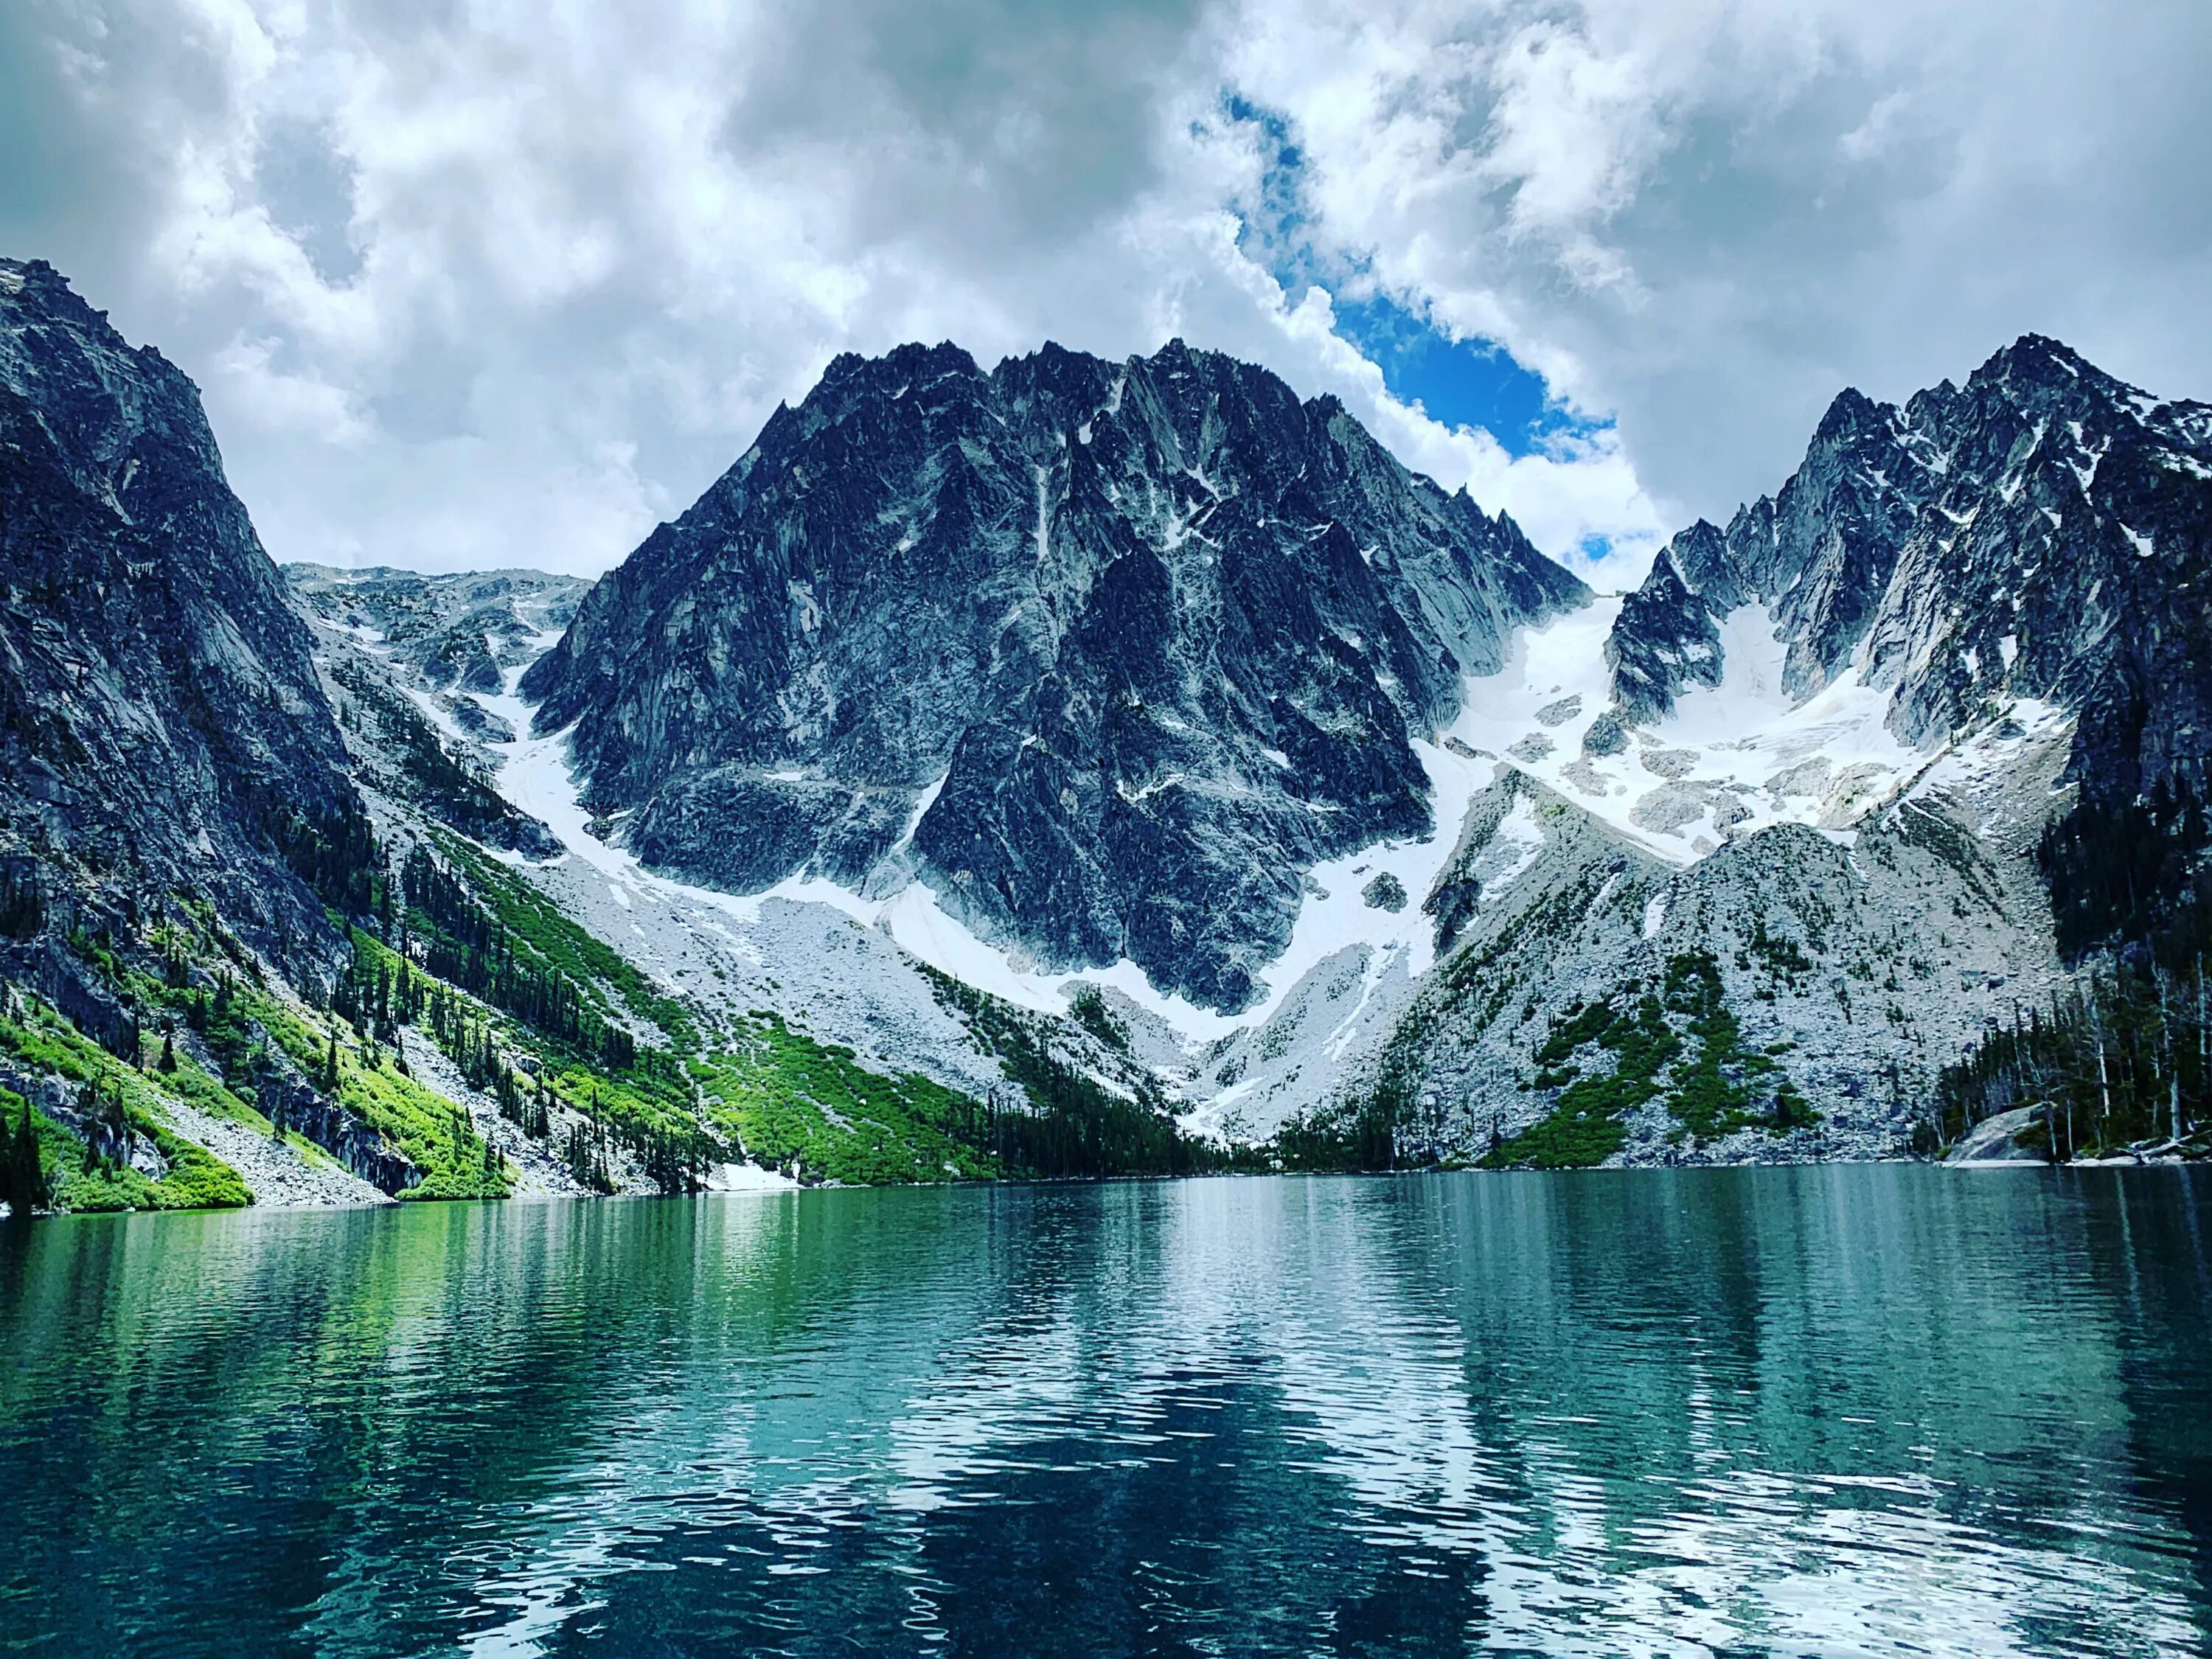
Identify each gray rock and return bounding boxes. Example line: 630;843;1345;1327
1604;544;1728;724
286;564;574;857
1581;712;1630;756
1362;872;1408;912
1949;1105;2046;1164
1559;759;1619;797
1354;775;2068;1166
0;257;360;964
1630;784;1710;834
523;338;1587;1011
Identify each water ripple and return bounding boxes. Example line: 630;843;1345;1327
1;1168;2208;1656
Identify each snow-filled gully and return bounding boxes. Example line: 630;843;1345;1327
470;593;2057;1067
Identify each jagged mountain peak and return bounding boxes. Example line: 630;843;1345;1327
0;257;226;508
1809;383;1892;445
1968;331;2118;395
820;339;984;390
1588;331;2210;842
523;335;1587;1010
0;256;128;335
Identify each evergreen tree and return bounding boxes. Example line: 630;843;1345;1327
4;1095;52;1217
1937;782;2211;1158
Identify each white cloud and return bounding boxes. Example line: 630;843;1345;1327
209;331;374;448
1213;0;2212;528
4;0;2205;580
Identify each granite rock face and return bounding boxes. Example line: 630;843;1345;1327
285;564;586;701
1606;336;2212;803
283;566;577;859
525;338;1587;1009
0;258;358;954
1379;768;2070;1167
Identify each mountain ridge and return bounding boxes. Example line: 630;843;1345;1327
523;334;1587;1011
1607;331;2212;806
3;254;2207;1218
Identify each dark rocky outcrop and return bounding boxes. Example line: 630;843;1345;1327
1605;335;2212;803
0;257;360;957
251;1041;418;1194
1604;534;1727;725
525;338;1587;1009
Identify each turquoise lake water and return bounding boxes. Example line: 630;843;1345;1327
2;1166;2208;1656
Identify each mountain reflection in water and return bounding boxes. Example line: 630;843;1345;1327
2;1166;2208;1657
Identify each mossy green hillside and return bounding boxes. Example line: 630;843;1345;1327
691;1015;1000;1186
1486;992;1680;1169
422;835;698;1049
0;995;250;1212
1487;952;1820;1170
134;925;509;1200
371;857;995;1188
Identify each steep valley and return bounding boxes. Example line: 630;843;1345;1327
4;254;2209;1217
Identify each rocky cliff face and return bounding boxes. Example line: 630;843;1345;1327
0;258;358;957
1607;336;2212;803
1335;757;2072;1166
283;564;583;858
524;338;1587;1009
1305;334;2212;1166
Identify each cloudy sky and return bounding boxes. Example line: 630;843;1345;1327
4;0;2208;582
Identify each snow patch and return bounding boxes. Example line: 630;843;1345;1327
703;1161;800;1193
1467;796;1543;906
401;686;472;745
1450;599;1919;863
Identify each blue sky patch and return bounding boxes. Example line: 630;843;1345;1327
1329;293;1587;459
1220;93;1596;461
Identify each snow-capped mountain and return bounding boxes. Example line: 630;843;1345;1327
495;327;2208;1161
522;338;1585;1012
1607;336;2212;802
1253;335;2211;1163
6;248;2205;1183
288;563;587;710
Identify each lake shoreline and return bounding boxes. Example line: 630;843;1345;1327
12;1146;2208;1225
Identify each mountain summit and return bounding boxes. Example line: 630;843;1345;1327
1607;333;2212;804
524;338;1587;1009
0;258;359;983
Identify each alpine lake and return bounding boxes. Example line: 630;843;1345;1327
2;1164;2208;1657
